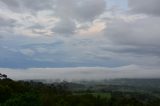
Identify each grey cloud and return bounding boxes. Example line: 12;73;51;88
54;0;106;21
52;19;76;35
105;17;160;47
0;17;17;36
0;17;16;28
0;0;106;36
27;24;50;36
51;0;107;35
1;0;19;7
129;0;160;16
0;0;53;13
1;0;106;21
0;35;3;39
74;0;106;21
22;0;53;11
102;16;160;65
0;0;20;12
100;44;160;57
28;24;44;29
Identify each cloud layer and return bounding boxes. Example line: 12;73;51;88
1;65;160;80
0;0;160;79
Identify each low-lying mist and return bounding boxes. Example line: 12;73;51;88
0;65;160;81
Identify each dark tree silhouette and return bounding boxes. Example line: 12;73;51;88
0;73;7;79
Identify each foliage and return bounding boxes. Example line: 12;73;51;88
0;73;160;106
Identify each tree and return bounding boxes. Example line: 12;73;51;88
0;73;7;79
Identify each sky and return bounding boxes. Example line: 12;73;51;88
0;0;160;80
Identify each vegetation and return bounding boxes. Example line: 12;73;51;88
0;73;160;106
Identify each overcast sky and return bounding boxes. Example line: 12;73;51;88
0;0;160;80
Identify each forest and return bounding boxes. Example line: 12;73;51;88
0;73;160;106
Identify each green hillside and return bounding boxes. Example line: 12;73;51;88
0;74;160;106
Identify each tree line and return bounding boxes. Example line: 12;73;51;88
0;73;160;106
